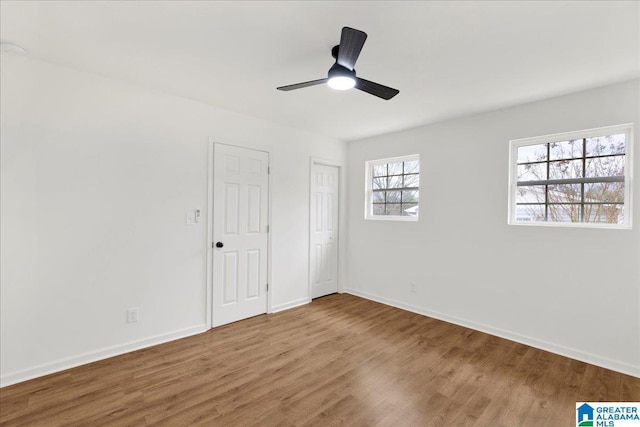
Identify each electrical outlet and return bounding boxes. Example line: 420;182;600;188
186;212;195;225
410;282;417;293
127;308;139;323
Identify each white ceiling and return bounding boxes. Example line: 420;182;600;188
1;1;638;141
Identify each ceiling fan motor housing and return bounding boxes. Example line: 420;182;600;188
328;63;355;80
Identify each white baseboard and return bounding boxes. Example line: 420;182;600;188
271;297;310;313
346;288;639;378
0;324;207;388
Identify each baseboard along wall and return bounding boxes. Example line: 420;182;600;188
346;288;639;378
0;324;207;388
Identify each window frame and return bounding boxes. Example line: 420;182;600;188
365;154;420;222
508;124;634;229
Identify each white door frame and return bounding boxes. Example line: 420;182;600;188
308;157;345;300
206;139;273;329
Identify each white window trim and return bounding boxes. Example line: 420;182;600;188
508;124;634;229
365;154;420;222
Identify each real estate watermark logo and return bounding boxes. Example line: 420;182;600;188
576;402;640;427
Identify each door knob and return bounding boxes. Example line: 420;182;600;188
216;242;224;248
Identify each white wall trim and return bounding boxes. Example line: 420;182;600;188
271;297;310;313
310;156;344;168
205;141;214;329
266;149;274;314
0;324;207;388
346;288;640;378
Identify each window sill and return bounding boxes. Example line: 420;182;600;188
365;215;419;222
508;220;632;230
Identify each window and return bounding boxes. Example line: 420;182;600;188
365;155;419;221
509;124;633;228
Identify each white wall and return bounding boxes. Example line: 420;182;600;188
0;56;346;386
346;79;640;377
2;55;636;388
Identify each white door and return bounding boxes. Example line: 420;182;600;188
310;164;339;299
212;143;269;327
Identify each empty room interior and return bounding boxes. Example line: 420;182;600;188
1;1;639;425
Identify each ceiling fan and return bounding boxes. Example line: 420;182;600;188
277;27;399;100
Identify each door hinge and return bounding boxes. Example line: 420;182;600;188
266;283;269;292
267;166;270;175
266;225;269;233
212;241;214;249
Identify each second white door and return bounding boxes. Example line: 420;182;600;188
212;143;269;327
310;164;339;299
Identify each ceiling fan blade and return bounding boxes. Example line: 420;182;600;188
277;78;328;91
355;77;399;100
337;27;367;70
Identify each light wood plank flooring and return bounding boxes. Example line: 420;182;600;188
1;294;638;426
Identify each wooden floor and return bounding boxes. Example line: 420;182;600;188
1;294;638;426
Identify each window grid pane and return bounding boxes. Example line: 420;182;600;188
515;132;627;225
370;158;419;218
